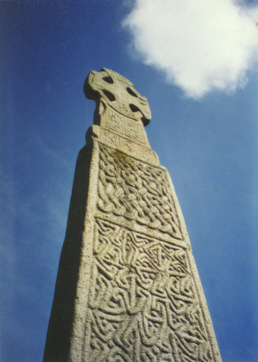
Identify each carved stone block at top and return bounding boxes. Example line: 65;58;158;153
84;68;151;125
86;126;159;166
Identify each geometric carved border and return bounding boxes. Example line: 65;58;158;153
99;128;158;165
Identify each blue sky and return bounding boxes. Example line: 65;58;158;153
1;1;257;361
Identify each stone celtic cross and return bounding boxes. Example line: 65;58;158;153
44;68;221;362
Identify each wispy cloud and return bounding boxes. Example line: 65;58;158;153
123;0;258;99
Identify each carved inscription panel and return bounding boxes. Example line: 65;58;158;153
103;107;148;145
83;219;214;361
97;144;182;240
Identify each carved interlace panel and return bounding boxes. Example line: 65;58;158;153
84;219;213;361
97;144;182;240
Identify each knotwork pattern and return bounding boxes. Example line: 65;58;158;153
84;219;213;361
97;144;182;240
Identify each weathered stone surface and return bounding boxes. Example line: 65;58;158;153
44;68;221;361
84;68;151;125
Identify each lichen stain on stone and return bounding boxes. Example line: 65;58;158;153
113;148;134;168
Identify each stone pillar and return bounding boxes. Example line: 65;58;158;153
44;68;221;361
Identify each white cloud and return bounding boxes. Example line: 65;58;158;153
123;0;258;98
